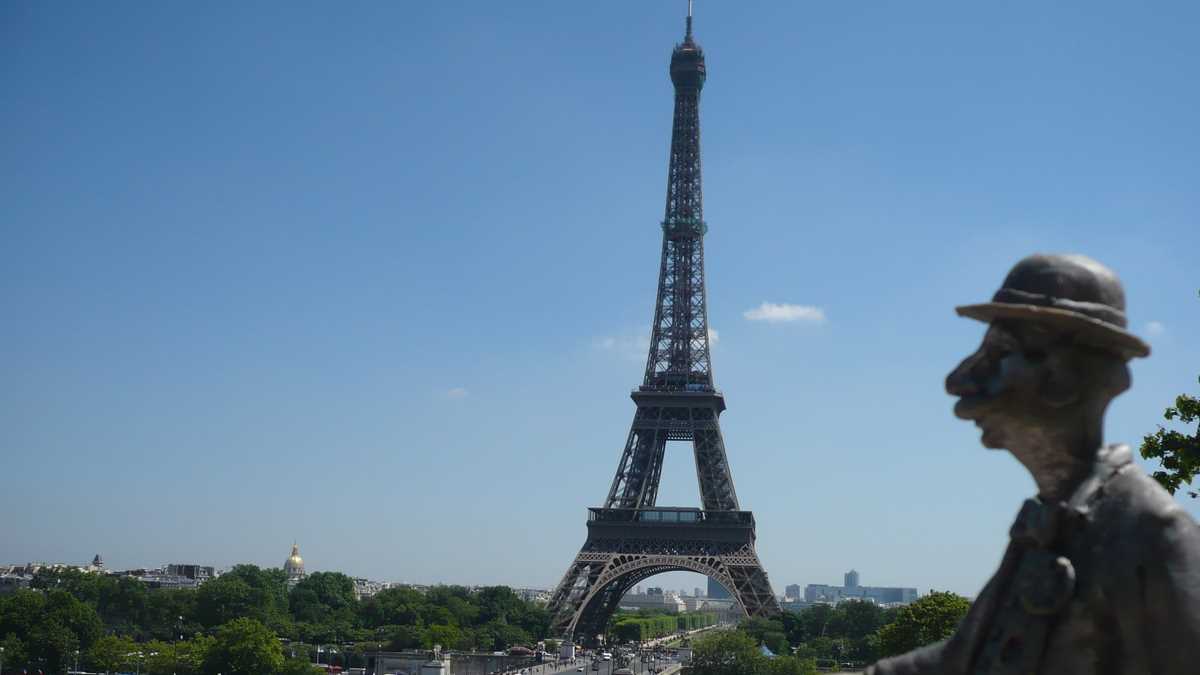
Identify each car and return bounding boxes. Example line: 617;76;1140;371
576;669;584;672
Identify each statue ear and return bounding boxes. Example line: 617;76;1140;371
1038;353;1080;408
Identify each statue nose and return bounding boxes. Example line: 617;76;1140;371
946;353;986;397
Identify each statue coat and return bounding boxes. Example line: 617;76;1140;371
867;446;1200;675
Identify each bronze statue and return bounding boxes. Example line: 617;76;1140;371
866;254;1200;674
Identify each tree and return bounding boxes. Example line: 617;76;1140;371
358;587;425;629
142;588;198;641
1141;370;1200;498
0;589;103;674
739;617;789;656
762;656;818;675
196;566;290;634
203;618;283;675
144;635;215;675
0;633;28;672
874;592;969;658
88;635;136;674
426;624;465;650
278;657;324;675
384;624;427;650
689;631;763;675
289;572;357;623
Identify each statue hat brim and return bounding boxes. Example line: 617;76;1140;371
956;254;1151;360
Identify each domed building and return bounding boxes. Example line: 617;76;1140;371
284;542;306;587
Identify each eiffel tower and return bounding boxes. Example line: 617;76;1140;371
546;4;780;642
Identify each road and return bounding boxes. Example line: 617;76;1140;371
513;654;680;675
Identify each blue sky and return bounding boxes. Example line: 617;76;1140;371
3;1;1198;599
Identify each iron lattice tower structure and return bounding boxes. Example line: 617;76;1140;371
547;7;780;642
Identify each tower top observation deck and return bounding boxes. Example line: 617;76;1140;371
670;1;705;90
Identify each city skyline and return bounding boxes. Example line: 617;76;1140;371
4;1;1200;601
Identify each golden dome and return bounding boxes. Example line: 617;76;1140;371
284;542;305;577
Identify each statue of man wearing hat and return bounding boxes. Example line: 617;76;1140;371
866;254;1200;675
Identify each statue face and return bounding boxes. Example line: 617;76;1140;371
945;322;1066;450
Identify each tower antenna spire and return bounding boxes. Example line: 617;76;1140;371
686;0;693;40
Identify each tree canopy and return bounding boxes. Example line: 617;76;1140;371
874;592;969;658
203;617;285;675
0;570;555;674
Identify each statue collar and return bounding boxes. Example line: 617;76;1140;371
1010;444;1132;548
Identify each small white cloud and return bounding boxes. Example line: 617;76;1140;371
594;333;651;363
446;387;468;399
707;328;719;345
743;302;826;324
1145;321;1165;337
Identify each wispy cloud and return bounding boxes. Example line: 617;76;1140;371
595;327;720;360
743;302;826;324
594;333;651;363
1145;321;1165;337
445;387;468;399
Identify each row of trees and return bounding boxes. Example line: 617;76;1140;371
1;566;553;675
0;591;313;675
688;631;818;675
735;593;970;668
610;611;716;642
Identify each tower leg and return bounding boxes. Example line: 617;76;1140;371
545;528;780;642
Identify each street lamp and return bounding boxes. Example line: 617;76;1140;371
174;615;183;675
2;645;6;675
74;649;80;674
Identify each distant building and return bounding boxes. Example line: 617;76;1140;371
707;576;731;600
780;599;812;613
354;577;388;600
167;564;216;583
619;590;686;613
284;542;306;587
0;570;30;594
694;586;703;598
514;587;552;604
784;584;802;600
805;571;916;606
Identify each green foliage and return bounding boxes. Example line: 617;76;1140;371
88;634;137;673
289;571;358;642
196;565;291;634
874;592;969;658
203;618;284;675
611;612;716;642
425;623;464;650
775;601;894;664
738;617;788;656
689;631;764;675
0;588;103;673
1141;370;1200;498
0;632;29;670
278;657;324;675
3;570;555;674
689;631;816;675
